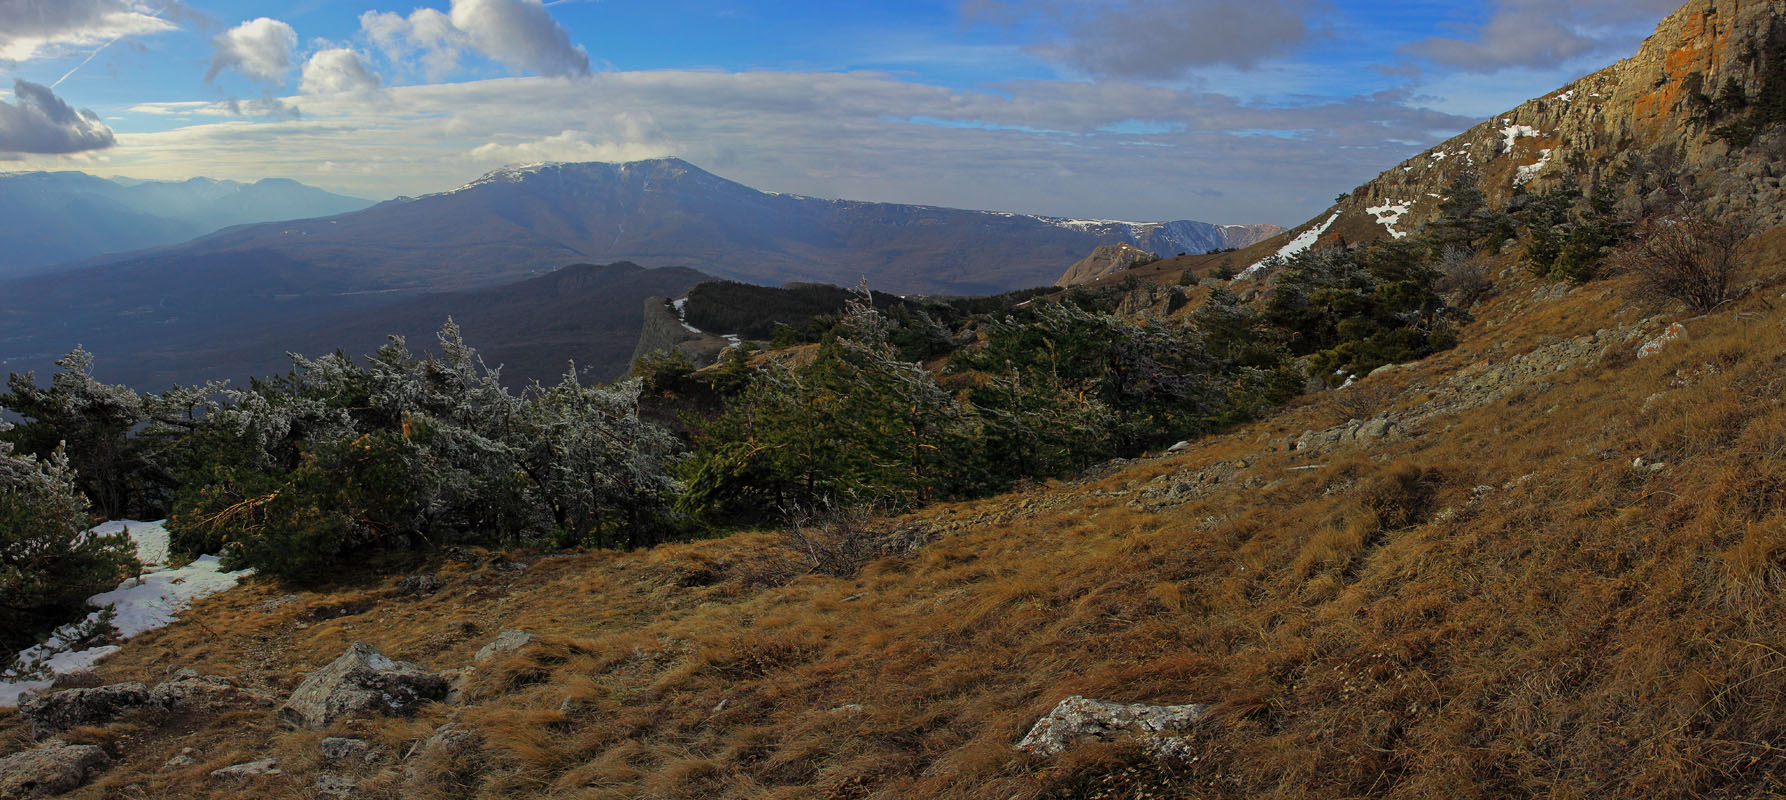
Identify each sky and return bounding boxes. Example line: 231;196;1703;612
0;0;1683;226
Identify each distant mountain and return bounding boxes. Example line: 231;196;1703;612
0;171;372;276
41;262;710;390
88;158;1280;296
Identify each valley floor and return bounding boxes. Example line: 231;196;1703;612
8;244;1786;799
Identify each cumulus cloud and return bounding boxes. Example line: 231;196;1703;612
449;0;589;76
965;0;1323;78
0;79;115;157
469;130;675;165
361;0;589;79
362;8;465;81
1399;0;1680;72
209;17;298;84
301;48;382;95
0;0;183;63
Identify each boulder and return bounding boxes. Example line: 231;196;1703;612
320;737;372;765
396;574;445;595
18;682;149;738
280;642;449;729
1636;322;1687;359
0;740;110;798
1017;695;1210;759
472;630;535;665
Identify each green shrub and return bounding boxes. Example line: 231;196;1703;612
0;431;138;659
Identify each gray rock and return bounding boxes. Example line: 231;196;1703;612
279;642;449;729
150;672;276;712
1017;695;1210;759
210;759;279;779
316;773;358;798
320;737;371;765
0;740;110;798
472;630;535;665
18;682;149;738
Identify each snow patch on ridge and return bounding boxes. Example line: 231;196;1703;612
1240;212;1339;279
1365;202;1413;239
1499;125;1542;153
1515;149;1554;186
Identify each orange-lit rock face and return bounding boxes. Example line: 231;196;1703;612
1300;0;1786;252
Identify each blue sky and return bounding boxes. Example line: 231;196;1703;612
0;0;1681;225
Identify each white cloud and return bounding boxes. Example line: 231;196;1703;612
301;48;382;95
0;79;115;157
449;0;589;77
209;17;298;84
361;8;466;81
0;0;180;63
361;0;589;79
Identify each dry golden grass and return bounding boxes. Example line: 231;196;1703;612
13;258;1786;798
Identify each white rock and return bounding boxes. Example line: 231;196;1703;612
1017;695;1210;759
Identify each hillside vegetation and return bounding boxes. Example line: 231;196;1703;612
3;227;1785;798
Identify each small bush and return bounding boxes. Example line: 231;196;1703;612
1617;215;1752;312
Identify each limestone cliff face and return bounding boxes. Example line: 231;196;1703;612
1055;243;1160;287
1252;0;1786;270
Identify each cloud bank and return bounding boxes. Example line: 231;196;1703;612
0;79;115;157
0;0;181;63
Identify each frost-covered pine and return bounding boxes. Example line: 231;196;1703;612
0;417;137;659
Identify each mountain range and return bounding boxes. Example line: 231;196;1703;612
0;172;371;277
0;159;1278;389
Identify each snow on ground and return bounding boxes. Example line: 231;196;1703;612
670;297;743;348
1365;202;1414;239
0;520;250;707
1515;149;1554;186
1556;90;1574;103
1500;124;1542;153
1239;213;1340;279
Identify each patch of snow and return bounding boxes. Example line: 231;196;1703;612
1426;192;1443;199
0;520;250;707
1499;124;1542;153
1515;149;1554;186
1239;213;1339;279
1556;90;1574;103
1365;201;1414;239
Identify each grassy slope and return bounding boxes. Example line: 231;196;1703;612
9;235;1786;799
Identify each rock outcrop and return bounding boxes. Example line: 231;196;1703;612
1247;0;1786;279
0;741;110;798
1018;696;1211;759
1054;243;1160;287
18;683;149;739
280;642;449;729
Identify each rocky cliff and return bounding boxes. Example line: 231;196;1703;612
1054;243;1160;286
1247;0;1786;272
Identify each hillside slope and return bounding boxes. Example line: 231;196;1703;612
8;229;1786;800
